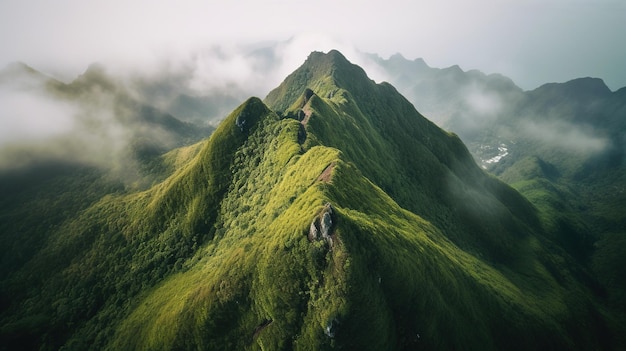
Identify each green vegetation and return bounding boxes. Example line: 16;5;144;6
498;154;626;341
1;50;623;350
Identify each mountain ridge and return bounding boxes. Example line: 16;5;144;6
266;51;542;259
0;50;623;350
370;53;624;336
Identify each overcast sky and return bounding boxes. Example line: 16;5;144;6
1;0;625;91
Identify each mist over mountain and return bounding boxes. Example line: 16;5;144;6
10;38;617;174
0;60;212;184
369;54;622;169
369;53;626;329
1;49;624;350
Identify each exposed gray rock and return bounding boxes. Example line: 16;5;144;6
321;212;332;240
309;221;319;241
307;203;335;247
235;111;248;132
325;318;339;338
324;202;333;215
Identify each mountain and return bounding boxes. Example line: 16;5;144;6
492;78;626;323
373;54;626;331
0;62;213;180
371;53;625;176
54;63;213;157
1;51;624;350
127;70;244;126
368;52;524;138
0;62;216;339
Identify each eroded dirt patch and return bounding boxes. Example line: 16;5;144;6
317;162;336;182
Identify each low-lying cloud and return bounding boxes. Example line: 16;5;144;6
0;35;385;181
0;66;178;182
120;34;387;114
463;85;504;118
0;84;77;145
518;119;610;154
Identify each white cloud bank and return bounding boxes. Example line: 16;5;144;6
1;0;624;90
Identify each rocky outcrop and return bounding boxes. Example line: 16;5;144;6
307;203;335;246
320;211;332;240
324;317;339;338
308;221;320;242
278;89;315;126
299;89;315;125
235;110;249;132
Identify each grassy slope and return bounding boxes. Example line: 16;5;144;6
500;155;626;335
108;51;616;350
267;51;541;265
0;98;266;350
1;51;622;350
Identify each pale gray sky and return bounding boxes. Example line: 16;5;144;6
1;0;625;90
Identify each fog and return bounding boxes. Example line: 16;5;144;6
518;119;610;155
0;63;179;181
119;35;383;116
0;36;384;179
0;31;620;180
0;81;77;145
2;1;624;91
463;86;505;118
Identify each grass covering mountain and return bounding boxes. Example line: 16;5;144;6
1;50;624;350
372;54;626;332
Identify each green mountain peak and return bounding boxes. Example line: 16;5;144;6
264;50;374;113
1;50;622;350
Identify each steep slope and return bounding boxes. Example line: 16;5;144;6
368;52;524;138
0;62;215;314
486;77;626;288
375;53;626;341
267;51;539;263
1;51;622;350
370;54;621;175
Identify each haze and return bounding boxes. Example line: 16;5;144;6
1;0;625;91
0;0;624;178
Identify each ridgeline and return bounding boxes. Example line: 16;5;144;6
0;50;622;350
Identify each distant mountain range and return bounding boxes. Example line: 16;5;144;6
373;54;626;337
0;50;624;350
0;61;212;176
371;53;624;171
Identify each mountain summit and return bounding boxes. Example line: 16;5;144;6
0;51;622;350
